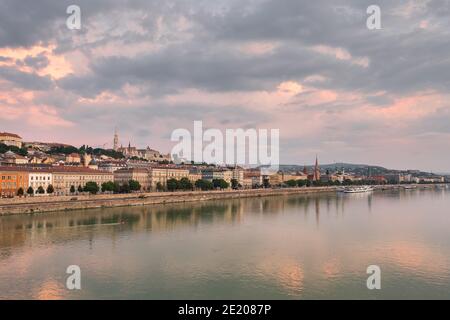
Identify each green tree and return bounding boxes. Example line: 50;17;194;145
17;188;24;197
213;179;229;190
167;178;179;192
285;180;297;187
156;182;165;192
195;179;214;191
128;180;141;191
297;179;307;187
179;177;193;190
46;184;54;194
231;179;239;189
195;179;204;190
49;145;79;155
212;179;221;189
84;181;99;194
313;180;324;187
70;185;76;194
27;186;34;195
101;181;115;193
37;186;45;194
77;185;83;193
0;143;28;156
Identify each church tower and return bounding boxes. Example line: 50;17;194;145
113;128;119;151
313;155;321;181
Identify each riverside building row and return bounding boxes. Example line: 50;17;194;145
0;167;113;197
0;165;258;197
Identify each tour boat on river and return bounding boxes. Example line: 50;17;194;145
341;186;374;193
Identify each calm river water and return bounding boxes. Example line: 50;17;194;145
1;188;450;299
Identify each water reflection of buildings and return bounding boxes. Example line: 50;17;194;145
3;190;445;256
0;200;250;253
0;196;321;252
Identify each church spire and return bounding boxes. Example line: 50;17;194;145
314;155;320;181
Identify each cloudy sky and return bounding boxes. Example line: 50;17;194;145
0;0;450;171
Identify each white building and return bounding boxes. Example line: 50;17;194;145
28;171;53;195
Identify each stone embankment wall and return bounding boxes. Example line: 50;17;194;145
0;187;336;216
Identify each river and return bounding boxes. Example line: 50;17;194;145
0;188;449;299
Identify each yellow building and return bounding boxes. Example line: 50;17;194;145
51;167;113;195
269;172;308;186
0;132;22;148
114;168;151;191
148;167;189;189
201;169;233;183
188;171;202;183
65;153;81;164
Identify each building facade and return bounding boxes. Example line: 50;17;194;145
114;168;151;191
0;132;22;148
98;160;127;173
28;170;53;195
188;169;202;183
201;169;233;183
51;167;113;195
0;167;28;197
65;153;81;164
2;151;28;164
243;169;263;188
148;167;190;189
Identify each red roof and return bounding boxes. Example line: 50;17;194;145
0;166;111;175
0;166;30;172
0;132;22;139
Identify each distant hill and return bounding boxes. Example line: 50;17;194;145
266;163;434;176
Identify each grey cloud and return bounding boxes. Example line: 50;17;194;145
0;66;53;90
2;0;450;171
0;55;12;62
23;53;50;69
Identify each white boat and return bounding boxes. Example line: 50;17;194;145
342;186;374;193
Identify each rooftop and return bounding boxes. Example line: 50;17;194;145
0;165;112;174
0;132;22;139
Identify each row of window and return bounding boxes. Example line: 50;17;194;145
54;176;110;180
1;175;24;180
30;176;51;181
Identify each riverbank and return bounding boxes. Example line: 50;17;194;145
0;187;337;216
0;184;446;216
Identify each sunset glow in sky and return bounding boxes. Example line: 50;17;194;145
1;0;450;171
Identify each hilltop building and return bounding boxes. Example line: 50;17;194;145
112;130;171;162
0;132;23;148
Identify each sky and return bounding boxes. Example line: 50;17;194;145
0;0;450;172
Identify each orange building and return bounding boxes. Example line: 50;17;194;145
0;167;29;197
